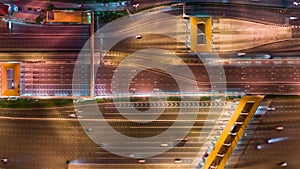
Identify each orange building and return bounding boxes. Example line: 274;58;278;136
1;63;20;96
46;10;92;24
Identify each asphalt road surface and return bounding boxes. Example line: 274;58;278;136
0;33;296;97
0;100;227;169
226;97;300;169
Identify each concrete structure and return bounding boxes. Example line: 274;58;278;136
1;62;20;96
202;95;264;169
46;10;92;24
190;16;212;52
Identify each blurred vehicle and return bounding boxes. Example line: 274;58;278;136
267;107;276;111
276;126;284;131
174;158;182;163
137;159;145;164
135;35;142;39
69;113;76;118
256;145;262;150
160;143;168;147
176;137;188;142
86;128;92;132
278;162;287;167
1;158;8;163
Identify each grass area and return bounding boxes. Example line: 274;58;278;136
96;10;128;23
0;95;243;109
0;98;73;108
265;95;300;99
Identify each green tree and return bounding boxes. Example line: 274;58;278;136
46;4;56;11
35;14;46;24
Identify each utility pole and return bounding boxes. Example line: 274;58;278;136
90;11;95;98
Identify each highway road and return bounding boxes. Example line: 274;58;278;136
93;33;300;96
0;106;116;169
0;9;298;97
0;99;230;169
1;96;298;169
0;35;88;51
185;4;286;24
0;32;297;97
0;2;298;169
0;1;298;53
241;38;300;57
3;52;296;97
10;23;90;36
226;97;300;169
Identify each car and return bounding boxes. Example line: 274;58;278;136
183;13;190;19
135;35;142;39
176;137;188;142
278;162;287;167
137;159;145;164
160;143;168;147
28;7;32;10
86;128;92;132
69;113;76;118
256;145;262;150
276;126;284;131
174;158;182;163
98;143;106;147
1;158;8;163
267;107;276;111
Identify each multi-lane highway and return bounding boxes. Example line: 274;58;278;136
0;33;298;97
0;1;299;169
1;53;298;97
0;36;88;51
1;96;298;169
226;97;300;169
0;100;229;169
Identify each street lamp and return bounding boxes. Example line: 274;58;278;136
280;1;300;25
133;3;139;11
281;1;300;13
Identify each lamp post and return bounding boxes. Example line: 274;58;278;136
282;1;299;13
281;1;300;25
133;3;139;11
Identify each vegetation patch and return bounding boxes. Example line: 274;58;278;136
0;98;73;108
